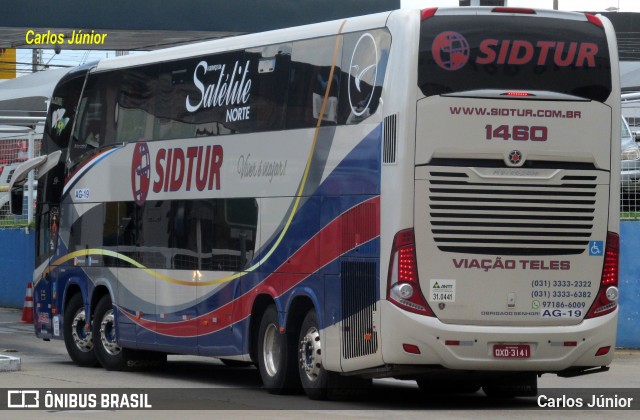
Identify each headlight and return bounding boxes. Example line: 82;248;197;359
621;146;640;161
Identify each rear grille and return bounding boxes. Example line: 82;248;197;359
427;169;599;256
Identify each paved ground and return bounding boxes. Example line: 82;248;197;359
0;307;639;418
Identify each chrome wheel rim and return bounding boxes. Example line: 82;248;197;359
299;326;322;382
99;309;121;356
71;308;92;352
262;323;280;377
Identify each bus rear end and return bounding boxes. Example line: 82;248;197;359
383;8;620;393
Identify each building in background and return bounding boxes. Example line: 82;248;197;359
0;48;16;79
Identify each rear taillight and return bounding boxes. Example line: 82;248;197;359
421;8;437;21
501;91;535;97
585;13;604;28
492;7;536;14
585;232;619;318
387;229;434;316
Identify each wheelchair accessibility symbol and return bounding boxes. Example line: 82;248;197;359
589;241;604;256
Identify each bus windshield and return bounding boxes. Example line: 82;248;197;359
418;15;612;101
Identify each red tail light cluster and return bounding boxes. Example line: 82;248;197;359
492;7;536;14
502;91;534;97
420;8;437;21
387;229;434;316
585;13;604;28
585;232;619;318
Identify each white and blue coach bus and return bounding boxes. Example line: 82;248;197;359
11;6;620;399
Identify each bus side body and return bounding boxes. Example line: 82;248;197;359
32;13;391;385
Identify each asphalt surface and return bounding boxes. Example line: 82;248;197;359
1;307;639;418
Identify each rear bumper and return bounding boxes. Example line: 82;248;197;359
379;301;617;373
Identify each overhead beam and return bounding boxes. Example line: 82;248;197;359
1;0;400;50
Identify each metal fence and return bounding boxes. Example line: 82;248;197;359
0;135;41;227
622;119;640;221
621;194;638;220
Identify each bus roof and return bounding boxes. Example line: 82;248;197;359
94;10;394;72
93;6;605;73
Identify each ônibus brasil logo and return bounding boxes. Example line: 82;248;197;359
432;31;470;71
131;142;151;206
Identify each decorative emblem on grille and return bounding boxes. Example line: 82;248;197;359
507;150;524;166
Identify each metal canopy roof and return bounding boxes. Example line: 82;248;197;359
0;67;69;124
0;0;400;51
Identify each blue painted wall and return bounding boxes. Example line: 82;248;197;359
618;222;640;348
0;228;35;308
0;226;638;347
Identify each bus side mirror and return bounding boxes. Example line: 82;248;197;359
10;187;24;215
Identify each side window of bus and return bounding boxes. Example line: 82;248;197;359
338;29;391;124
171;198;258;271
69;78;98;165
245;44;291;132
287;36;343;129
46;74;85;151
97;198;258;271
116;66;158;143
69;73;119;167
156;51;246;140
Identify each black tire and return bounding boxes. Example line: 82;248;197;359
92;295;129;371
256;305;300;394
298;309;330;400
63;293;98;367
297;309;371;400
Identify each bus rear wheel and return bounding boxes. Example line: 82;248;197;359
297;309;329;400
92;295;129;371
297;309;372;400
256;305;300;393
63;293;98;367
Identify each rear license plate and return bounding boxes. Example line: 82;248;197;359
493;344;531;359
